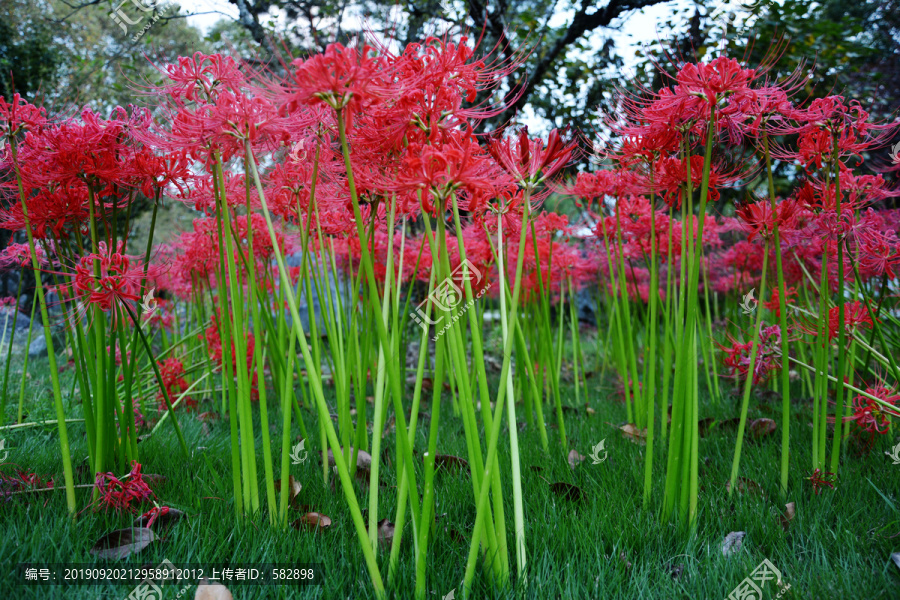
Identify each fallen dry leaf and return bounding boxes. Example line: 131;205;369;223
619;423;647;445
90;528;155;560
292;512;333;531
780;502;796;531
722;531;746;556
749;418;777;438
328;447;372;469
275;476;303;506
568;449;586;470
377;519;395;545
195;578;233;600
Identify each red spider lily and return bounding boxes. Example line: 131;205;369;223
0;242;46;268
843;386;900;437
0;93;48;137
282;43;388;129
487;127;577;187
71;244;147;322
140;506;171;528
735;198;800;242
156;357;191;412
94;461;155;512
721;324;783;384
827;301;874;340
764;286;798;318
806;468;836;494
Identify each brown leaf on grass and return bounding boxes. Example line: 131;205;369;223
550;482;584;503
377;519;395;545
197;412;219;422
433;454;469;473
749;418;777;438
568;449;586;470
275;476;303;506
725;478;765;496
133;508;186;528
90;528;155;560
327;447;372;469
619;424;647;445
292;512;333;531
722;531;746;556
779;502;796;531
195;578;233;600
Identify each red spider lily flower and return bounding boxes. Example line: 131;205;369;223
654;155;731;208
94;461;155;512
806;468;836;494
735;198;800;242
156;357;191;412
721;324;783;384
0;243;47;268
796;301;874;342
843;386;900;437
487;127;577;187
764;286;798;318
0;93;48;137
140;506;171;529
282;43;388;128
71;244;147;322
827;301;874;340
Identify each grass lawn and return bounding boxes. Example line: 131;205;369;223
2;336;900;599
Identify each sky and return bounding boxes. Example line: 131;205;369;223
182;0;699;67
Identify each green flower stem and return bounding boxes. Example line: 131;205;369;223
728;243;770;495
10;139;76;514
244;138;385;597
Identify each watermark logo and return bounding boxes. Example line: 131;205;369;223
589;439;607;464
891;141;900;165
0;438;7;461
740;289;758;316
124;559;190;600
410;259;488;341
726;558;790;600
109;0;173;42
442;588;456;600
887;440;900;465
141;288;158;318
290;440;308;465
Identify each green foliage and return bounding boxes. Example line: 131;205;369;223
0;3;62;100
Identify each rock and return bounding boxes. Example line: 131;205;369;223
0;310;30;332
576;286;596;326
28;333;48;358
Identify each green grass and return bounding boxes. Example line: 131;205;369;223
1;335;900;599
